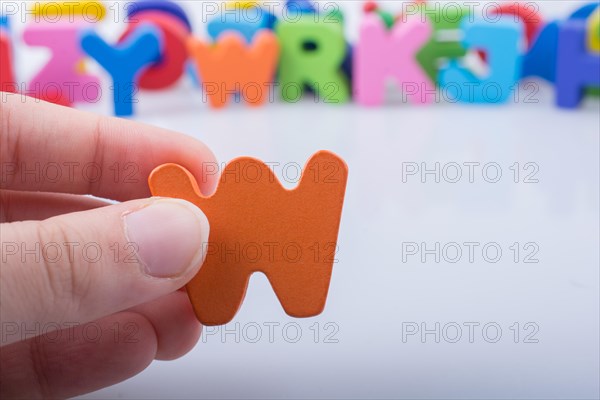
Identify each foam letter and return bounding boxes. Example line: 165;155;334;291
589;8;600;52
440;17;522;104
521;21;559;82
354;14;434;106
33;1;106;21
276;15;349;103
81;24;162;116
149;151;348;326
586;9;600;96
0;15;9;30
416;5;471;85
188;31;279;108
285;0;316;14
120;11;189;90
569;3;599;20
490;2;543;47
0;30;16;93
555;19;600;108
207;6;276;43
127;0;192;31
23;23;100;104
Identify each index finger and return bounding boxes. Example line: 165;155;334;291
0;93;217;200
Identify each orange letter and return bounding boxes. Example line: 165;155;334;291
149;151;348;326
188;31;279;108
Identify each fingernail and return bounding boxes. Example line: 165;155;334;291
124;199;210;278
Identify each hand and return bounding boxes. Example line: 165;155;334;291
0;93;216;398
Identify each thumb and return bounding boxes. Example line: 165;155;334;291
0;198;209;346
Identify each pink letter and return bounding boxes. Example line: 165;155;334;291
354;15;434;106
23;23;100;104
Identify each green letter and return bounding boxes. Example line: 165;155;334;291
276;15;349;103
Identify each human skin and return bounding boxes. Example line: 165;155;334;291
0;93;217;398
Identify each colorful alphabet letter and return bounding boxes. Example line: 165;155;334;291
0;29;16;93
440;17;523;104
276;15;349;103
555;19;600;108
148;151;348;326
522;21;559;82
188;31;279;108
207;6;276;43
589;8;600;52
354;14;435;105
120;11;190;90
81;24;163;116
24;23;100;105
32;0;106;21
490;2;543;47
0;15;9;30
416;5;471;85
127;0;192;32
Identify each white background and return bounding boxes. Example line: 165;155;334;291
6;1;600;398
